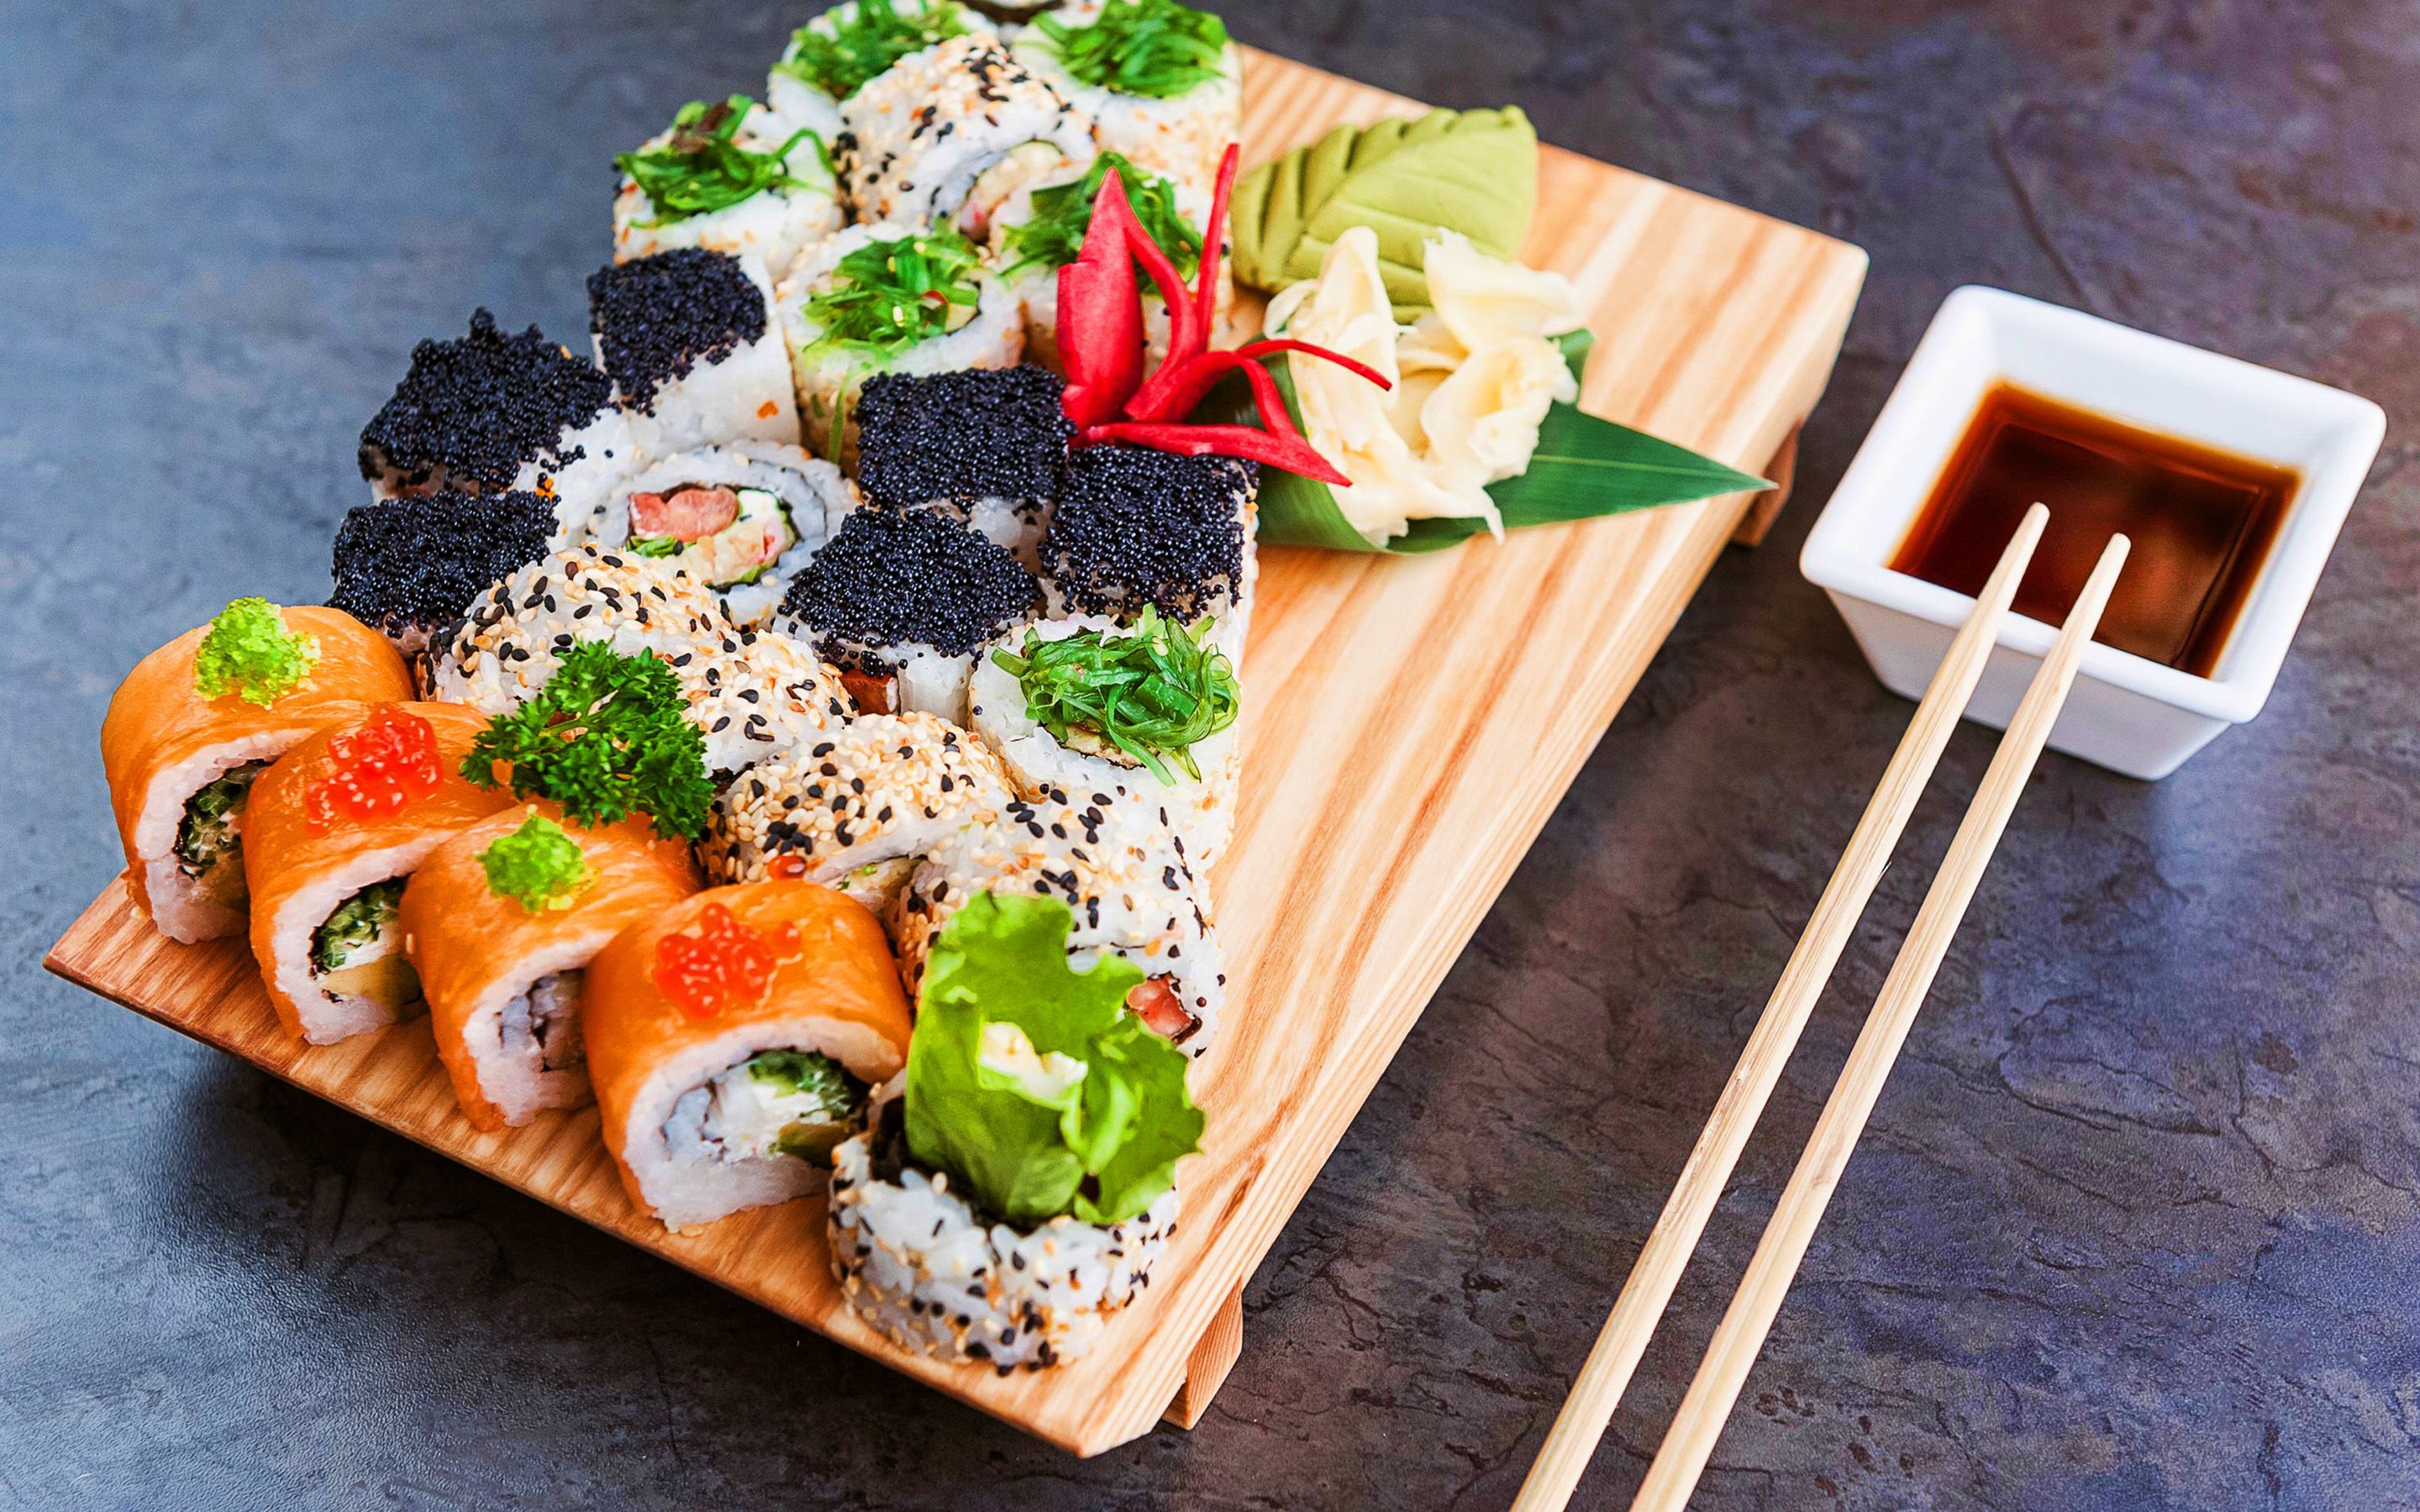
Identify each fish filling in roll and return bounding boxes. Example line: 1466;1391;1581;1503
173;761;268;911
501;969;587;1076
310;878;421;1013
668;1049;868;1167
627;484;797;588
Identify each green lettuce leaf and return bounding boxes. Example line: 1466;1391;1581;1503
1229;108;1538;320
905;892;1203;1227
1200;328;1772;553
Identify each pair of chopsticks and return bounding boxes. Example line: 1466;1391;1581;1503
1514;504;2128;1512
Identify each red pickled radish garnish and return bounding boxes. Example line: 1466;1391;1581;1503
304;704;441;829
651;901;802;1021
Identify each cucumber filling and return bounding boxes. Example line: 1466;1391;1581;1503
174;761;269;906
667;1048;869;1166
311;877;420;1011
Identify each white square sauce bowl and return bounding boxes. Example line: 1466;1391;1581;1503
1800;285;2386;780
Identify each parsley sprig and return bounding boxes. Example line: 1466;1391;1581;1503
802;227;986;359
1032;0;1229;99
991;606;1239;783
617;97;823;227
1002;152;1202;280
775;0;968;100
461;643;713;840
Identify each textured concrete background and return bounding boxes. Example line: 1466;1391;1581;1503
4;0;2415;1507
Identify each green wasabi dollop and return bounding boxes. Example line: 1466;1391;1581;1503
477;811;592;914
192;597;319;706
1229;107;1539;319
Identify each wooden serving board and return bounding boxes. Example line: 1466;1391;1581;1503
45;48;1865;1457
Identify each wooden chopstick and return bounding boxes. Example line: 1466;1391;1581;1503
1510;503;2051;1512
1628;530;2132;1511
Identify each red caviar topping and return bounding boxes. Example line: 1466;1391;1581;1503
306;705;441;829
766;853;808;880
652;902;801;1020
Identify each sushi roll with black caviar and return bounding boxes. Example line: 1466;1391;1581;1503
892;783;1225;1053
702;711;1015;914
765;0;989;143
1011;0;1239;208
329;491;557;667
778;506;1040;724
424;544;850;775
829;890;1202;1371
836;31;1097;238
587;249;802;454
968;607;1241;868
579;442;856;627
773;223;1025;464
853;365;1071;564
1041;444;1257;659
612;96;843;277
358;310;639;535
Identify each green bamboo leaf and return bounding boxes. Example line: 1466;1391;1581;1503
1196;328;1771;554
1229;108;1538;320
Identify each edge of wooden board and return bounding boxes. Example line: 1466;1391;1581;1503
45;45;1868;1458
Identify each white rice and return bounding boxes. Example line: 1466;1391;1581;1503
837;32;1096;234
829;1118;1176;1372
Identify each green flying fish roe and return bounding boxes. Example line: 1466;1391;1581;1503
192;597;319;706
477;811;592;914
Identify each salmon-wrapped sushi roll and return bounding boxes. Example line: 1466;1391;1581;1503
584;881;912;1230
245;702;517;1044
402;806;702;1130
102;600;413;942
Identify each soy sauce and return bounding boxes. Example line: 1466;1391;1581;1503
1889;384;2299;678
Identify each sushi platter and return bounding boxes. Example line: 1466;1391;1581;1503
49;25;1863;1458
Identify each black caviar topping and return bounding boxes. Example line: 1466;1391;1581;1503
855;365;1072;509
586;249;769;413
782;507;1039;659
1044;445;1255;622
358;309;615;491
329;491;555;633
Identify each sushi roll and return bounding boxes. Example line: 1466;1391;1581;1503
765;0;988;142
587;249;802;454
584;880;913;1231
829;890;1201;1369
968;607;1241;868
101;601;415;942
612;95;843;278
702;711;1015;913
358;310;639;536
836;31;1096;238
1013;0;1239;207
989;150;1210;368
853;365;1071;563
424;545;737;714
773;222;1024;464
402;806;702;1129
424;545;849;776
777;506;1040;723
893;785;1225;1053
578;442;856;627
329;491;557;667
243;702;518;1044
1041;444;1257;657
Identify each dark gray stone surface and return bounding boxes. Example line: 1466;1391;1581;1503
3;0;2412;1505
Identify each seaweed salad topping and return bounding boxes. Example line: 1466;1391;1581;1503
776;0;970;100
617;97;821;227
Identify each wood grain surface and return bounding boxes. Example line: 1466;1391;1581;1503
45;46;1866;1457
